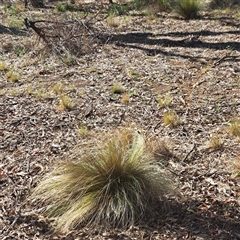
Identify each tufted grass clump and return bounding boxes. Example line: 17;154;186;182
229;118;240;138
55;3;76;12
5;70;19;82
58;95;74;111
31;129;174;232
174;0;201;20
111;83;124;94
163;111;179;128
208;134;223;150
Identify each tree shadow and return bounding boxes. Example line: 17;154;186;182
202;14;240;28
112;30;240;62
0;24;27;36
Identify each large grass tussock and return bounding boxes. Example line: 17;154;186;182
31;129;174;232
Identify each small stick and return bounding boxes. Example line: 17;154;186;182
182;143;196;163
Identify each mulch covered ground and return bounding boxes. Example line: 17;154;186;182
0;1;240;239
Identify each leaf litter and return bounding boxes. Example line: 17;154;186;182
0;2;240;239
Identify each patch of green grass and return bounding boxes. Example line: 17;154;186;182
14;45;26;57
132;0;172;12
174;0;201;19
6;17;24;29
111;83;124;94
55;3;76;12
4;5;17;15
108;4;129;16
31;129;175;231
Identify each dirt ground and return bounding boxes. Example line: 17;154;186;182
0;1;240;239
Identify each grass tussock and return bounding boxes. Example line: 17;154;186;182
111;83;125;94
107;13;120;27
163;111;179;128
158;94;172;108
208;134;223;150
0;61;8;71
31;129;174;232
58;95;74;111
229;118;240;138
175;0;201;19
132;0;172;12
5;70;19;82
121;92;130;104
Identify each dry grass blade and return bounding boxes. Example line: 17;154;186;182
31;129;175;232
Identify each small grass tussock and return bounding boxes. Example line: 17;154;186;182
229;118;240;138
3;4;22;16
208;134;223;150
121;92;130;104
174;0;201;19
6;17;24;29
60;53;78;66
111;83;125;94
52;82;64;95
163;111;179;128
108;4;129;16
76;124;88;137
58;95;74;111
149;140;174;162
34;87;50;99
14;45;26;57
107;13;120;27
55;3;76;12
31;129;175;231
0;61;8;72
158;94;172;108
132;0;173;12
5;70;19;82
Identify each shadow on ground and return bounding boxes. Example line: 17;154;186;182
4;197;239;239
148;197;240;239
112;29;240;62
0;24;27;36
